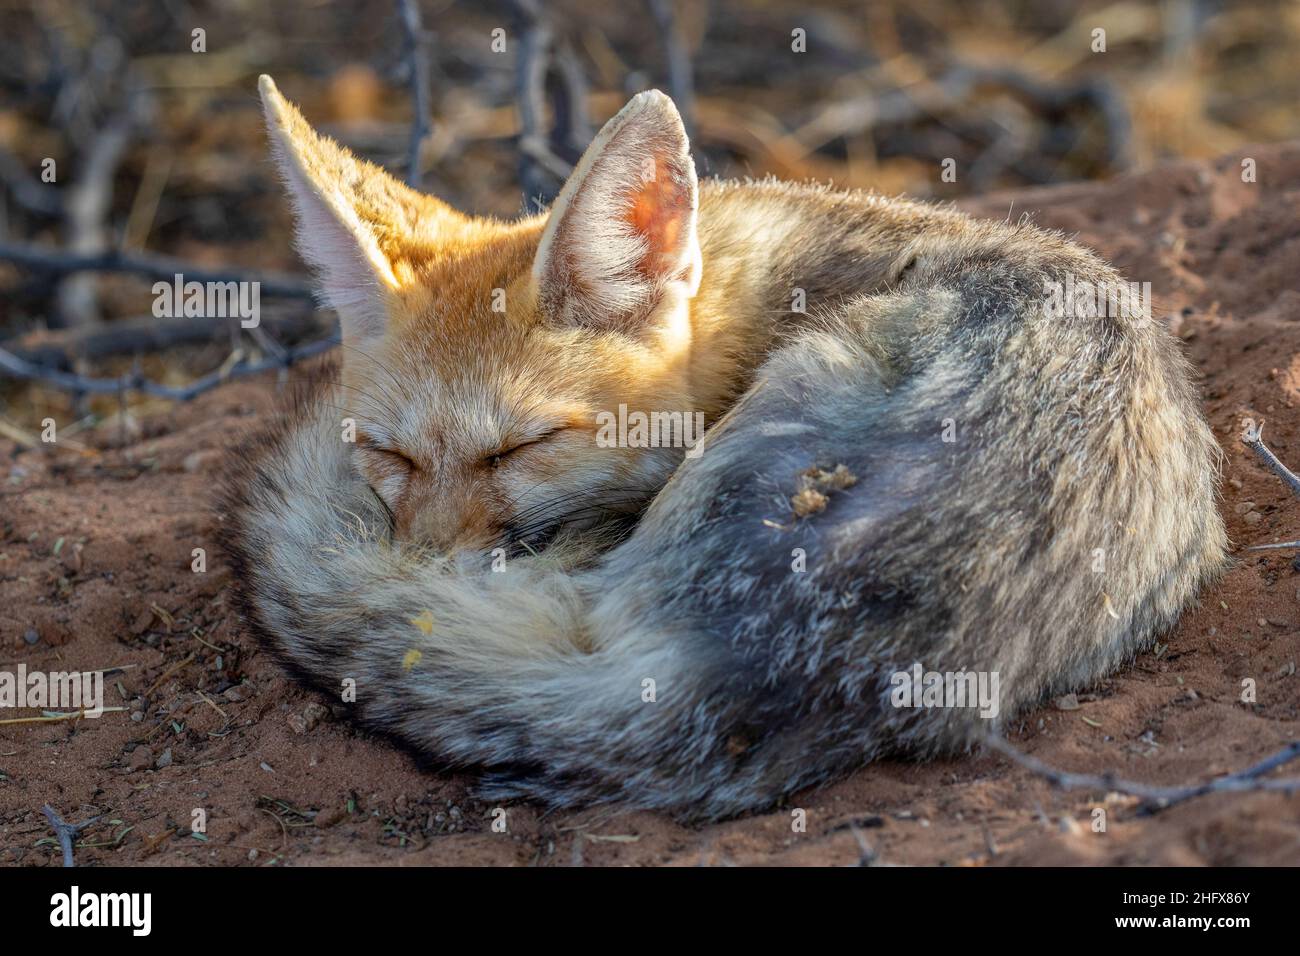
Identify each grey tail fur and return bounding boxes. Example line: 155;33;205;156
220;214;1226;821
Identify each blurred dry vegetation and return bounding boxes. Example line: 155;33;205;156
1;0;1299;436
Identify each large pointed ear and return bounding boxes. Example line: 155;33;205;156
532;90;701;334
258;74;451;345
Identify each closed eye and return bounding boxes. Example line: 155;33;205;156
485;428;565;469
374;448;415;470
356;431;416;472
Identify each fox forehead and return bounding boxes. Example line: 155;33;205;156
387;215;545;330
352;220;689;462
348;309;605;469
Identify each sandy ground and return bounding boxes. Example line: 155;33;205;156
2;142;1300;866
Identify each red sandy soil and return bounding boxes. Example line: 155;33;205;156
2;143;1299;867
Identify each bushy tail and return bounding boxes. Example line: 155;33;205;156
222;262;1226;819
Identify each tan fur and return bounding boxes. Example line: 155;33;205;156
220;78;1227;818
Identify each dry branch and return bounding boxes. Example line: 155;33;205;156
55;86;150;328
0;240;315;299
397;0;433;188
510;0;565;209
41;803;100;867
0;333;338;400
1;306;324;369
549;40;593;162
983;734;1300;816
0;146;62;216
1241;420;1300;552
645;0;696;138
1242;420;1300;502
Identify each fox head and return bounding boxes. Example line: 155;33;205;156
259;75;704;560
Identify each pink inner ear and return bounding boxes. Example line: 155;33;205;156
626;156;691;278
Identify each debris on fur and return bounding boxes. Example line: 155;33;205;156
791;463;858;517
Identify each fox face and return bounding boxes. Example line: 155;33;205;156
260;77;704;560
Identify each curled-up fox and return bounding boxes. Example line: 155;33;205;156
222;75;1226;818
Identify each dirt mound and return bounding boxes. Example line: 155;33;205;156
3;142;1300;866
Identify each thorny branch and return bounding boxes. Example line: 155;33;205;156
983;735;1300;817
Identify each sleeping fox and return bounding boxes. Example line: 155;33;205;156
221;75;1226;818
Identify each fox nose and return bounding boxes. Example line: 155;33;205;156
398;490;495;557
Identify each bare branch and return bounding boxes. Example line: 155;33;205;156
0;333;338;401
982;734;1300;816
0;146;62;216
1246;540;1300;552
1242;419;1300;501
645;0;696;138
510;0;570;210
0;240;315;299
55;90;146;327
549;40;592;161
2;306;324;367
42;803;100;867
396;0;433;188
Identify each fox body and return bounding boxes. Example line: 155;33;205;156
222;76;1226;817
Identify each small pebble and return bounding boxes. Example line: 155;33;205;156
302;702;329;732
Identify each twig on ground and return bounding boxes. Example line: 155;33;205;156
846;821;881;866
396;0;433;188
41;803;100;867
983;734;1300;816
1242;419;1300;501
1245;540;1300;551
141;651;197;698
1240;420;1300;553
0;707;128;727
